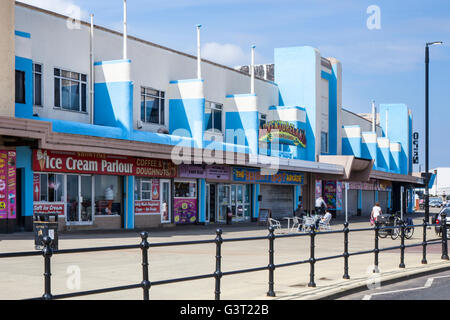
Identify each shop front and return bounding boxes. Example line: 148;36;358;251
232;167;305;221
32;149;177;230
314;180;343;217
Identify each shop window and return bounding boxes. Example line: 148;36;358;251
174;181;197;198
37;173;64;202
94;175;123;216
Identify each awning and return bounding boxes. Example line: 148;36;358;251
318;155;373;181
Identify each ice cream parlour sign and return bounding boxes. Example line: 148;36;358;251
259;120;306;148
33;149;177;178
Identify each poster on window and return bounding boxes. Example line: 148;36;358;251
151;180;160;200
324;181;337;210
315;180;322;200
33;174;40;201
0;151;7;219
7;151;16;219
135;200;160;214
335;181;343;211
173;198;197;224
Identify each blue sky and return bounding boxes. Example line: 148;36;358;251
21;0;450;169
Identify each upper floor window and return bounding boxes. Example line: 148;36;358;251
205;101;223;133
141;87;165;125
321;131;328;154
54;68;87;112
259;114;267;128
15;70;26;104
33;63;43;106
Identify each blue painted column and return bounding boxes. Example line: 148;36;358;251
225;94;259;155
168;79;205;149
357;190;362;211
294;185;301;212
14;30;33;119
252;184;260;219
388;191;392;210
375;190;379;202
125;176;135;230
94;59;134;139
198;179;206;223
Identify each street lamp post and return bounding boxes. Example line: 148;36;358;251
425;41;443;224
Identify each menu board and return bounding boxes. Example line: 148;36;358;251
0;151;7;219
173;198;197;224
7;151;16;219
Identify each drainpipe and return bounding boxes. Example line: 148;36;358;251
90;14;94;124
197;24;202;79
123;0;127;60
251;45;256;94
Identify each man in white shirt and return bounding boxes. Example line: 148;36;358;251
315;196;327;215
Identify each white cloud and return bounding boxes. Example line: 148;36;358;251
18;0;88;20
201;42;248;67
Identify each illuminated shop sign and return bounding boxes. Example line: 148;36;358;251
259;120;306;148
33;149;177;178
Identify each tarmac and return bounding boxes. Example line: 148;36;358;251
0;209;449;300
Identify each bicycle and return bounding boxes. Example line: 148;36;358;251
377;213;414;240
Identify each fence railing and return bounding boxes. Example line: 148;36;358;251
1;213;449;300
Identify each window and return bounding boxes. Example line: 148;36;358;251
36;174;64;202
259;114;267;128
205;101;223;133
15;70;26;104
54;68;87;112
321;132;328;154
94;175;123;216
141;87;165;125
33;63;43;106
174;181;197;198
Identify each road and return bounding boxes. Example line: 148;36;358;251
339;269;450;300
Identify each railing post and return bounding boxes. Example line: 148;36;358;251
343;222;350;279
41;236;53;300
140;231;151;300
422;219;428;264
441;212;449;260
399;220;406;268
267;226;276;297
374;221;379;273
308;226;316;287
214;229;223;300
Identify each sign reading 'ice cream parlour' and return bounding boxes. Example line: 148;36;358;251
33;149;177;178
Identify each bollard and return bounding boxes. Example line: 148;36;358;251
374;221;379;273
140;232;151;300
422;219;427;264
214;229;223;300
308;227;316;287
267;226;276;297
441;213;449;260
399;220;406;268
343;222;350;279
42;236;53;300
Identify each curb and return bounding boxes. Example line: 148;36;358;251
306;261;450;300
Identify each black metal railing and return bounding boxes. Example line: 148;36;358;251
0;213;448;300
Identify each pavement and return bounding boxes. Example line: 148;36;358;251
1;209;449;300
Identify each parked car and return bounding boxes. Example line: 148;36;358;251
434;207;450;236
430;200;443;208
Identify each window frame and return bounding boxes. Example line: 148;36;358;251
205;101;223;134
33;63;43;107
321;131;328;154
15;70;26;104
140;86;165;125
54;67;88;113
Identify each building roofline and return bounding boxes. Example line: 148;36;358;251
15;1;276;86
341;107;382;129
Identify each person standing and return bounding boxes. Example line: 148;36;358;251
315;196;327;215
370;202;382;225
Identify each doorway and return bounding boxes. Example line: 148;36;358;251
66;175;94;225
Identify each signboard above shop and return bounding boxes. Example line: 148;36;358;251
232;167;304;185
32;149;177;178
178;165;231;180
259;120;306;148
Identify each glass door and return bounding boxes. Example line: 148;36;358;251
66;175;94;225
217;184;231;223
206;184;210;223
235;185;245;221
161;180;171;223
